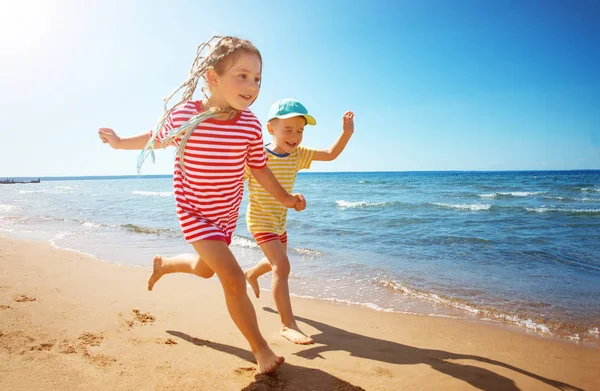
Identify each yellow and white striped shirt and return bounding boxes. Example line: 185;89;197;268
245;145;315;234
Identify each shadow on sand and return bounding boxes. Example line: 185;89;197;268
167;330;367;391
166;307;583;391
259;307;583;391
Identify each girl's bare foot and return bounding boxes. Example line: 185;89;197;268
147;256;164;291
254;347;285;374
281;324;314;345
244;269;260;298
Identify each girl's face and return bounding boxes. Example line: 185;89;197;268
208;51;262;111
267;116;306;154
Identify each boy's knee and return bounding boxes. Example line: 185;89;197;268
221;273;247;297
271;258;290;278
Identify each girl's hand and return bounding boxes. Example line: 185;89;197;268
342;111;355;134
98;128;122;149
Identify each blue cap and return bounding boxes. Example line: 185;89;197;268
267;98;316;125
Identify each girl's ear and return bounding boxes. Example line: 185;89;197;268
205;68;219;87
266;122;275;135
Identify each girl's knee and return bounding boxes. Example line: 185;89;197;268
194;258;215;278
220;273;247;297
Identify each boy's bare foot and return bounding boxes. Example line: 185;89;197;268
147;256;164;291
254;347;285;374
281;324;314;345
244;269;260;298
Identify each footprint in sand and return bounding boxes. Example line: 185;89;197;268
154;338;178;345
122;309;156;328
30;342;55;351
0;305;11;309
14;295;36;302
58;332;116;366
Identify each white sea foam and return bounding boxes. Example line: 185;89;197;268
498;191;544;197
230;235;258;249
132;190;173;197
526;207;600;214
335;200;395;209
82;221;102;228
0;204;16;212
479;191;543;198
432;202;491;211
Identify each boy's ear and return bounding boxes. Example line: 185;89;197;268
266;122;275;135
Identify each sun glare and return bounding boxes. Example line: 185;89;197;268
0;0;63;59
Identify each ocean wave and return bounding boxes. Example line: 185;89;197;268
0;204;17;212
478;191;544;198
336;200;399;209
120;223;179;236
375;278;597;340
580;187;600;192
230;235;259;249
291;247;323;256
525;207;600;214
81;221;103;229
431;202;491;211
544;196;600;202
132;191;173;197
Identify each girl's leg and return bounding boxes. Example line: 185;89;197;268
148;253;214;291
191;239;284;374
256;240;313;345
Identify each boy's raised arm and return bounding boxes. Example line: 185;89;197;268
313;111;355;162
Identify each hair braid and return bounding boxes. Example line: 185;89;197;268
137;36;262;176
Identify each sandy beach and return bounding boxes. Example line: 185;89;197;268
0;235;598;391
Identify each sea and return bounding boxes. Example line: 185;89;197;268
1;170;599;342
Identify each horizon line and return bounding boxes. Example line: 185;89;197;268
2;169;599;180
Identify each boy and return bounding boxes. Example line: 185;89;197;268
243;98;354;344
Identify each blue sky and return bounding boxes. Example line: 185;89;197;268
1;0;599;176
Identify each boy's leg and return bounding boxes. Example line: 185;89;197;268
191;240;284;374
258;240;314;345
244;256;271;298
148;253;215;291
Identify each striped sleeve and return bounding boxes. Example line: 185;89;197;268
246;116;267;169
243;164;252;181
297;145;316;171
151;102;196;144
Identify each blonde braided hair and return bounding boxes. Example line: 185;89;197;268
137;36;262;175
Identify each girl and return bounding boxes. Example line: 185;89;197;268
98;36;302;374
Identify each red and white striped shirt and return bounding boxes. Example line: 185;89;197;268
153;101;267;243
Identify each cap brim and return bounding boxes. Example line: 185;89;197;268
272;113;317;126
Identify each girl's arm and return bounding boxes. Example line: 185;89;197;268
98;128;166;150
313;111;355;161
249;165;306;211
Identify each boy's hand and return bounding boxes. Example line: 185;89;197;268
342;111;355;134
98;128;122;149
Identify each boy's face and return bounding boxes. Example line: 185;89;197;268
267;116;306;154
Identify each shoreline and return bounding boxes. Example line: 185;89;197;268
1;235;599;390
3;226;599;344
